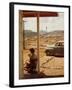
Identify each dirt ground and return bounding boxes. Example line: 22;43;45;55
22;32;64;78
23;48;64;78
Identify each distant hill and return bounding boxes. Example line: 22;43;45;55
42;30;64;37
24;30;64;37
39;30;47;35
24;30;37;37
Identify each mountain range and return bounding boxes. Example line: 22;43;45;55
24;30;64;37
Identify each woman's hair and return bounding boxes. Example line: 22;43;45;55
29;48;35;53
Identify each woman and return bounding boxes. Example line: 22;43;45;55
26;48;38;73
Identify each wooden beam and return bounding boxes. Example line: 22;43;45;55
22;11;58;17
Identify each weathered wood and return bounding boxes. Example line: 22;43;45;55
22;11;58;17
19;11;24;79
37;13;40;73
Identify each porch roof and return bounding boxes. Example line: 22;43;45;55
21;11;58;17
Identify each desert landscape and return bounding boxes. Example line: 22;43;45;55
23;30;64;78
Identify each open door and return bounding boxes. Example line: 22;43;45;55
19;10;59;79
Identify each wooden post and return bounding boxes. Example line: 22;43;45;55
23;20;26;49
37;13;40;73
19;11;24;79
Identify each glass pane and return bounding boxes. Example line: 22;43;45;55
23;17;38;78
39;12;64;77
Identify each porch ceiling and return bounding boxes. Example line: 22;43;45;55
21;11;58;17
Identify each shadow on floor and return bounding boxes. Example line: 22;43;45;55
22;72;64;79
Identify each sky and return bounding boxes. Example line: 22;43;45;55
23;12;64;32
